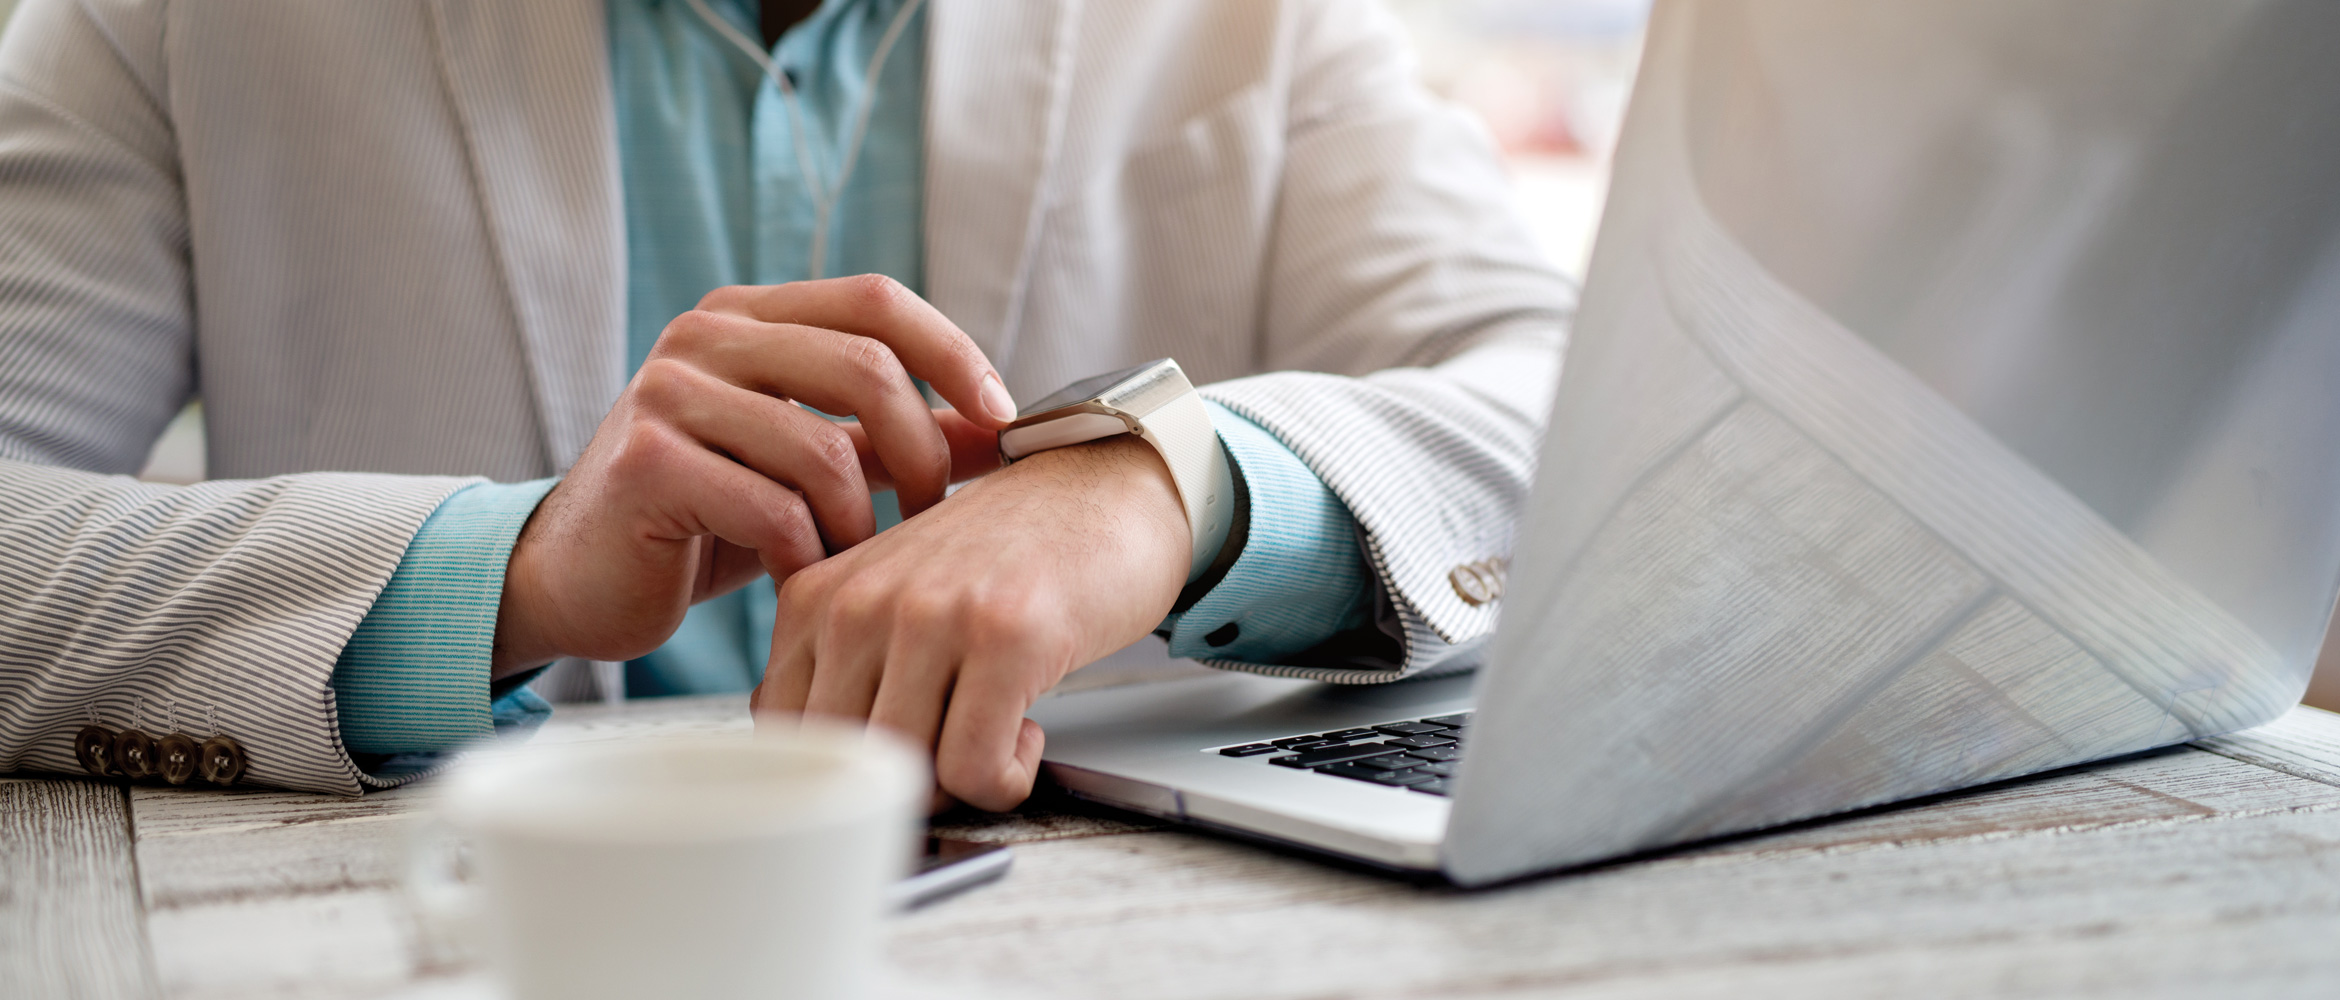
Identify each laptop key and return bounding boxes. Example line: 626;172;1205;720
1372;722;1445;736
1422;713;1471;727
1415;761;1457;777
1366;768;1438;786
1272;744;1408;768
1315;762;1390;783
1408;778;1453;796
1350;754;1420;771
1319;728;1378;741
1272;735;1333;749
1217;743;1281;757
1383;734;1455;749
1404;745;1460;762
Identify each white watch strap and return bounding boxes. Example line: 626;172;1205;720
1134;391;1235;582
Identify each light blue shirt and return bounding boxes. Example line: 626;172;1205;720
331;0;1374;755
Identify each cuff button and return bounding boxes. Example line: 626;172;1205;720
114;729;158;780
199;736;248;786
157;733;200;786
1448;559;1507;607
74;725;116;776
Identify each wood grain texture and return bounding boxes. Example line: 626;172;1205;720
132;784;430;909
147;888;421;1000
0;777;158;1000
889;748;2340;1000
518;692;752;746
2193;704;2340;788
107;694;2340;1000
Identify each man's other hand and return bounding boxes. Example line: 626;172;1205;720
491;276;1019;673
751;435;1193;811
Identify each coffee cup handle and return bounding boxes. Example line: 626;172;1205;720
402;814;484;969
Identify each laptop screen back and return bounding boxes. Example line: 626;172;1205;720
1448;0;2340;885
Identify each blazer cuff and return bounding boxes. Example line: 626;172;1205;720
1159;403;1374;663
332;478;557;755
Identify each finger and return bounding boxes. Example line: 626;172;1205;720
842;408;1003;490
757;564;833;717
658;311;952;515
640;358;877;547
866;607;961;754
934;644;1058;811
757;643;816;717
926;787;961;816
698;276;1020;430
636;434;829;580
698;539;770;602
936;410;1007;480
801;587;891;724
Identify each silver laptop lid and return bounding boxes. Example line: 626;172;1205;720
1447;0;2340;885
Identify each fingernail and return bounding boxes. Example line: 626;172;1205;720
979;373;1018;422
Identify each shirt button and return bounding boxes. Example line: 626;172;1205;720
114;729;158;780
157;733;200;786
199;736;248;786
74;725;116;776
1205;622;1241;647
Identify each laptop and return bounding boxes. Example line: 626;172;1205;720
1032;0;2340;887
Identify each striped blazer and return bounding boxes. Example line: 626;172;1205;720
0;0;1575;794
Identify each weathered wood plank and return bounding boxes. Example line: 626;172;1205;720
882;746;2340;999
145;889;423;1000
131;784;430;910
1704;744;2340;861
121;693;2340;1000
521;692;752;746
2193;704;2340;788
0;777;158;1000
930;800;1160;845
888;793;2340;999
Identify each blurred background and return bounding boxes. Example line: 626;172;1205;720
1387;0;1647;279
2;0;2331;711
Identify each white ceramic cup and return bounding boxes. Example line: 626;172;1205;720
418;722;925;1000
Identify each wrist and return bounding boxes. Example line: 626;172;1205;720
997;359;1230;581
997;435;1191;591
492;523;565;676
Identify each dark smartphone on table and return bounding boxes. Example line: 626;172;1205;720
890;836;1012;910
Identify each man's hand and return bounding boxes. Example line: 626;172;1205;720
751;435;1193;811
492;276;1018;673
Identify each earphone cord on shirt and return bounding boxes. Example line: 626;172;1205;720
682;0;928;281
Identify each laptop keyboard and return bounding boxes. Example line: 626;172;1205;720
1210;712;1470;797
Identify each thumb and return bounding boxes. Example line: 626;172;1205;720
845;408;1002;490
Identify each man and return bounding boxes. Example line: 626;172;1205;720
0;0;1571;808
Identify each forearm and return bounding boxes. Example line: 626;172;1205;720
0;458;474;793
336;479;556;754
1159;402;1377;665
1198;327;1564;678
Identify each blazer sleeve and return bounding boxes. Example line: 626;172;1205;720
0;0;480;794
1196;0;1579;682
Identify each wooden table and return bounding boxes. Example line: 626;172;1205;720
7;690;2339;1000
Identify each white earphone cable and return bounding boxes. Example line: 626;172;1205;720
681;0;928;280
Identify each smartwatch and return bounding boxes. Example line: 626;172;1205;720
999;358;1234;581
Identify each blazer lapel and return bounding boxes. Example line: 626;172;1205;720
428;0;626;472
923;0;1082;368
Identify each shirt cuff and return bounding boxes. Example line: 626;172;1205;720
332;478;558;755
1161;402;1373;663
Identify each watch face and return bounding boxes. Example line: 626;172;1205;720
1018;360;1169;415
